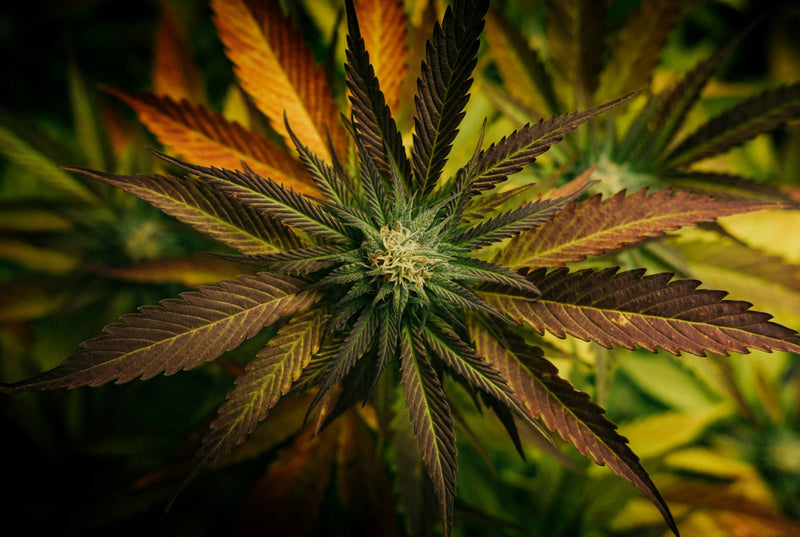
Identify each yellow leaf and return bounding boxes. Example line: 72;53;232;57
619;404;732;460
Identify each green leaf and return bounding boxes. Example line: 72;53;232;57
194;309;323;467
1;274;317;392
411;0;490;195
662;82;800;169
484;267;800;356
498;189;785;269
67;166;300;255
468;319;679;537
399;326;458;537
0;115;98;203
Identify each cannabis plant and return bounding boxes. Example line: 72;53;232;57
3;0;800;535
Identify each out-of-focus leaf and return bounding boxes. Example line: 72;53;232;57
719;208;800;264
485;8;557;118
0;205;73;232
235;422;340;536
336;411;397;537
672;237;800;329
152;3;204;104
0;119;97;203
68;60;113;171
0;238;80;274
88;256;254;287
662;171;792;202
593;0;682;105
663;82;800;169
546;0;605;108
0;279;70;322
619;404;732;460
211;0;347;160
618;352;719;411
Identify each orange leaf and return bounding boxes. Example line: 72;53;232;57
106;88;317;195
152;4;204;104
356;0;409;117
211;0;347;161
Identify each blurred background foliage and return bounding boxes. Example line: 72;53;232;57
1;0;799;535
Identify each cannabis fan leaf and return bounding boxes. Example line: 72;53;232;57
3;1;799;536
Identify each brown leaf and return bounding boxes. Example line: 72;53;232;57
499;189;786;269
485;267;800;356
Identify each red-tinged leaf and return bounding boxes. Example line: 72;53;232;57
484;267;800;357
152;5;204;104
355;0;409;117
67;167;302;255
337;412;397;537
89;256;254;287
195;310;323;466
235;422;340;536
0;274;317;392
468;318;679;537
105;88;315;195
211;0;347;160
498;189;786;269
399;327;458;537
594;0;682;105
